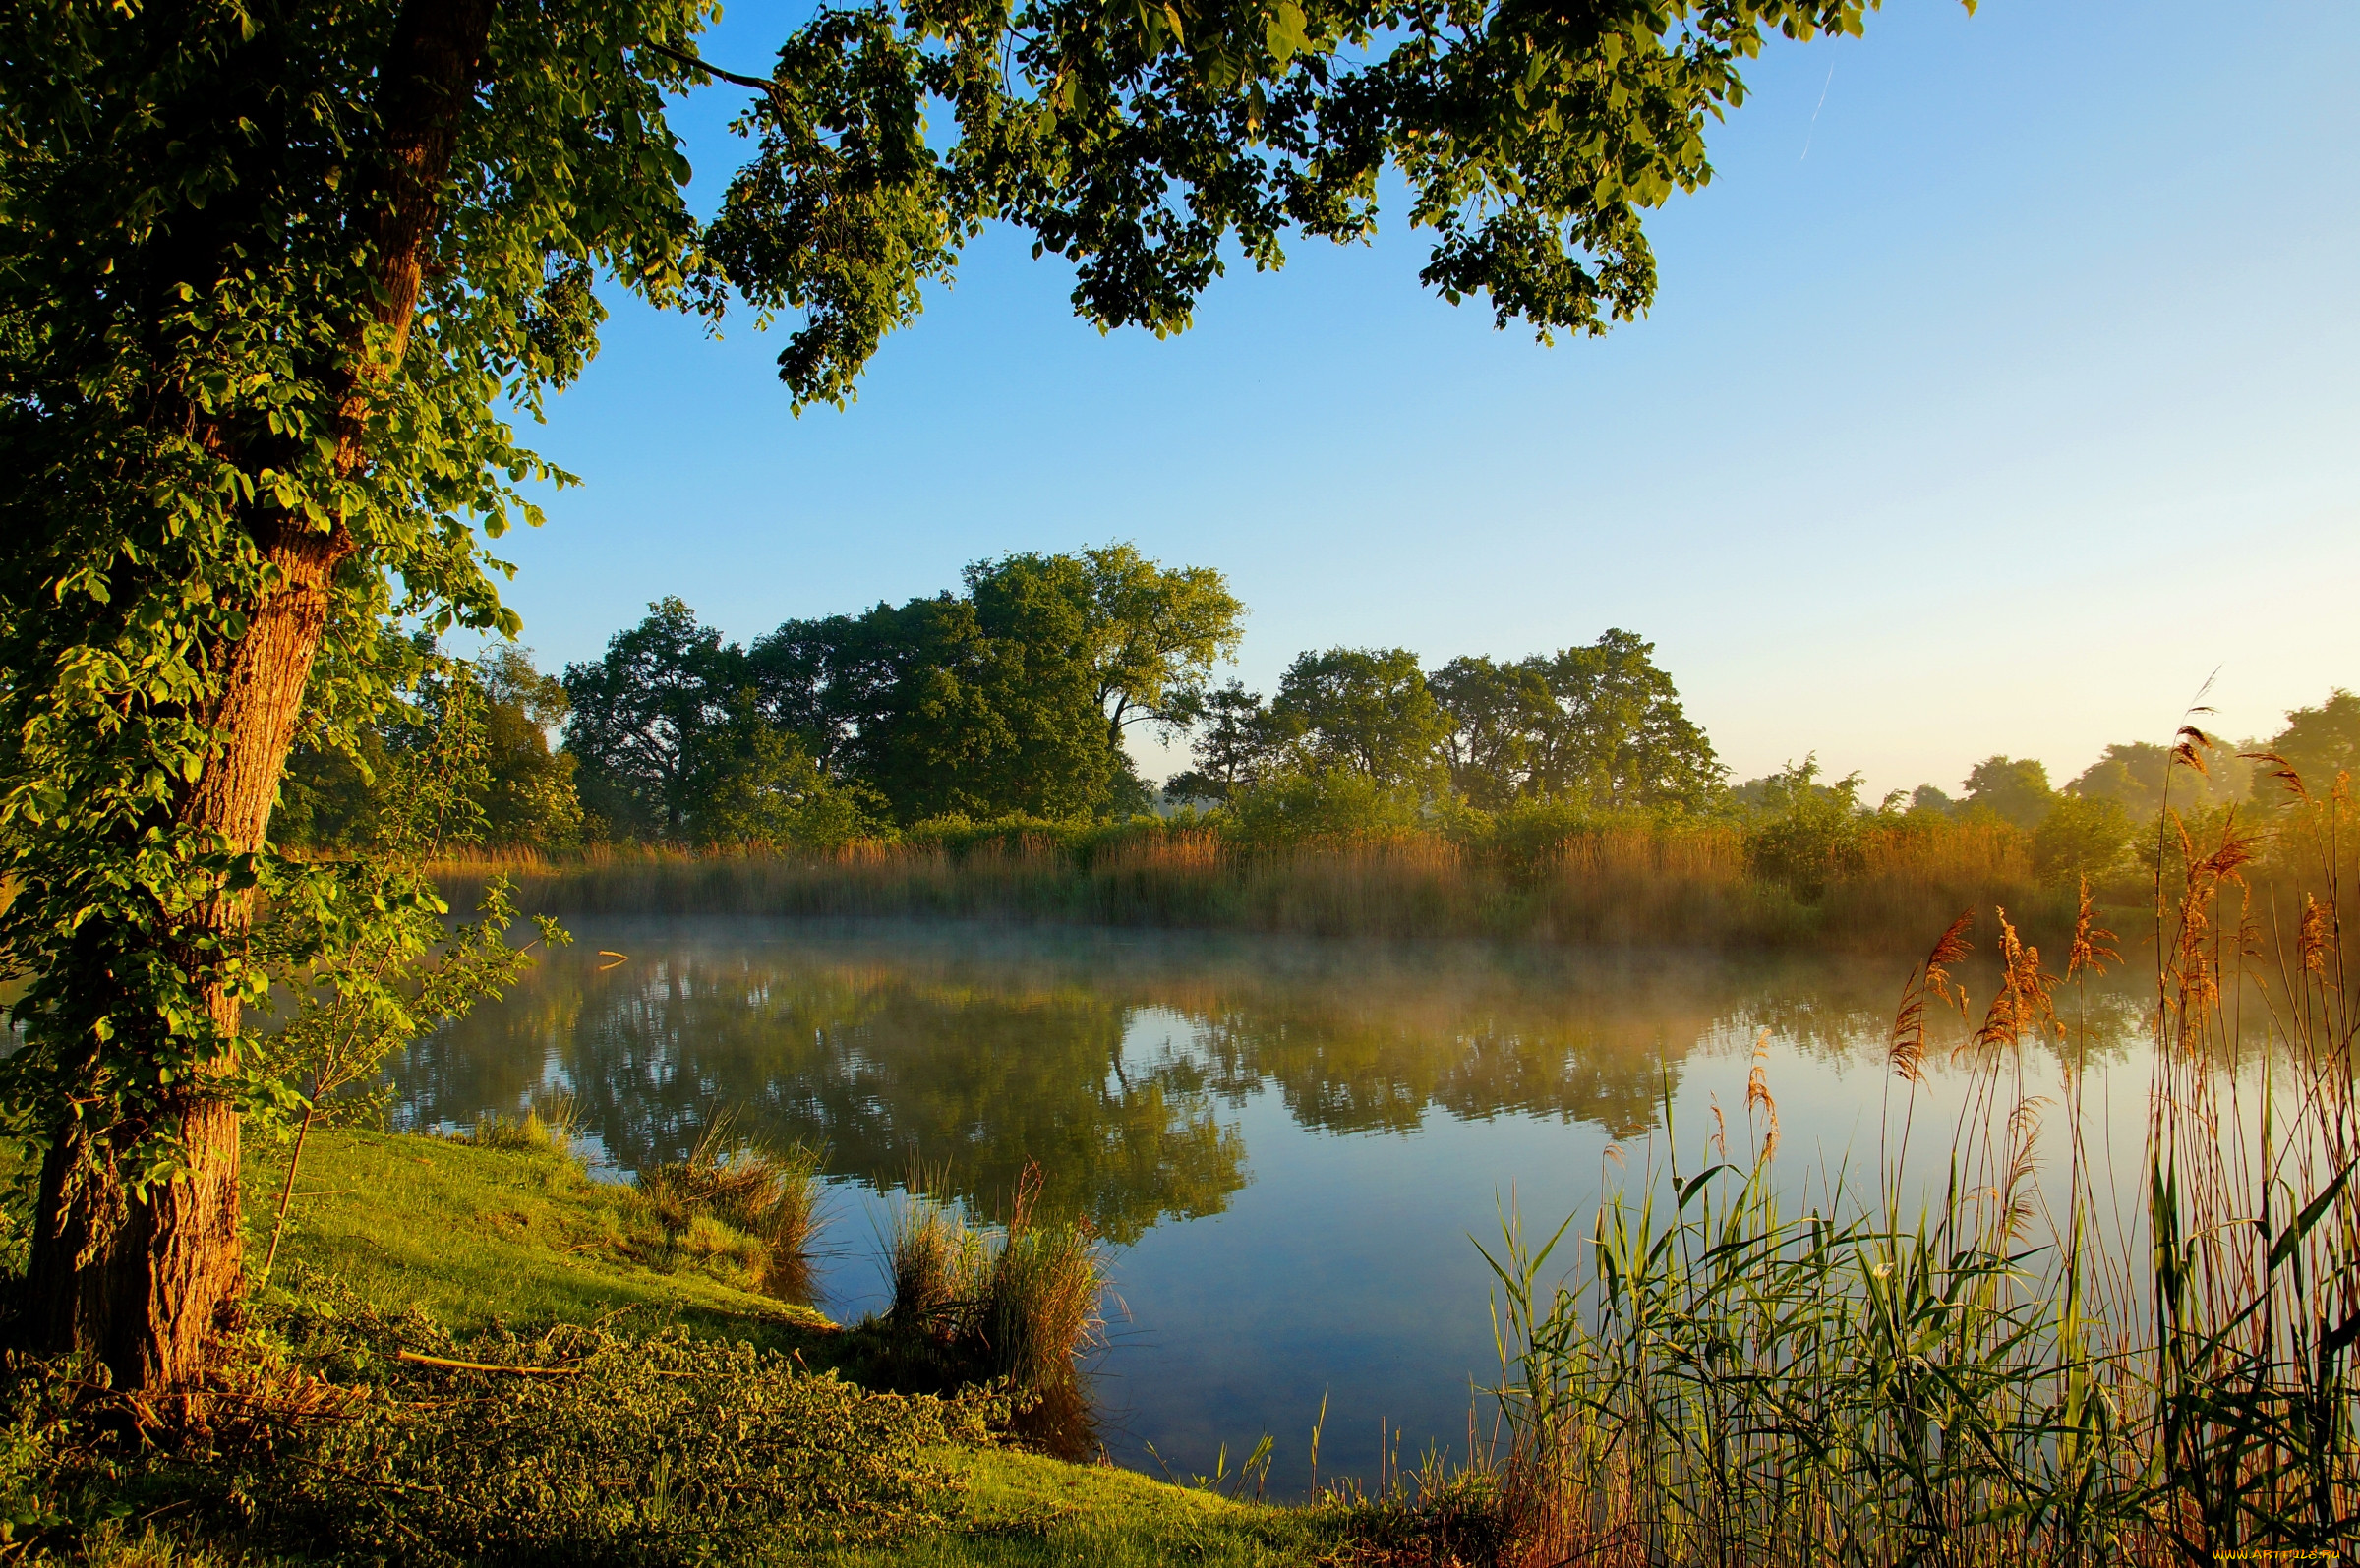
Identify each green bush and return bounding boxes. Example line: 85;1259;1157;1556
1741;760;1868;899
2032;793;2137;885
1;1295;999;1568
1222;768;1431;850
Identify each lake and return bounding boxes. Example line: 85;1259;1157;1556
394;915;2158;1495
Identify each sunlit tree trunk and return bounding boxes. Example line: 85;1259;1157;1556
19;0;494;1390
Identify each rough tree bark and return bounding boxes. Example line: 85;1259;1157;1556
21;0;497;1390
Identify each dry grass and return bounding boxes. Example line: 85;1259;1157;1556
631;1113;828;1307
433;814;2075;955
1476;768;2358;1565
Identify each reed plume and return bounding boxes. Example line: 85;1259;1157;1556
1887;908;1974;1085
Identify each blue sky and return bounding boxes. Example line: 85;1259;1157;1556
483;0;2360;797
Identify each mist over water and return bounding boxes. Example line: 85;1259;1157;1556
396;916;2161;1495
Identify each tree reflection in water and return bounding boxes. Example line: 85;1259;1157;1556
390;918;2061;1240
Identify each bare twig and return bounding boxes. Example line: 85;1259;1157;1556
394;1350;582;1377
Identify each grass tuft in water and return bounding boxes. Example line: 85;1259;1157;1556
632;1111;829;1307
461;1101;578;1156
873;1166;1108;1457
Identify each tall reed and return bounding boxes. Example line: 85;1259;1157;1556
1480;763;2357;1564
436;812;2073;955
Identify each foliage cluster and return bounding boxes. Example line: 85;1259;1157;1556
1164;630;1725;824
280;645;583;853
0;1294;996;1567
552;546;1238;842
535;593;1727;850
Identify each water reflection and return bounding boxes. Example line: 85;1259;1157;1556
394;916;2156;1491
400;921;1972;1224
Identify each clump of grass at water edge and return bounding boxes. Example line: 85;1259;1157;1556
860;1164;1109;1460
632;1111;829;1306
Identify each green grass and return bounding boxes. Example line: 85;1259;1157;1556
803;1450;1338;1568
60;1451;1330;1568
244;1127;830;1348
213;1129;1338;1568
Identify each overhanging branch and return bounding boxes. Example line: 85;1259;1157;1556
641;38;782;101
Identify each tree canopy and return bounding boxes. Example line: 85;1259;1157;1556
565;549;1238;833
1960;755;2056;831
281;643;581;851
1270;647;1451;787
562;598;741;840
2261;689;2360;800
1430;630;1724;812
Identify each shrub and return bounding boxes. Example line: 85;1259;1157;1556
2033;793;2137;885
1740;761;1873;900
0;1296;999;1568
1224;767;1431;850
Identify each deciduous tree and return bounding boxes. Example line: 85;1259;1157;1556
477;649;584;850
1072;545;1245;758
2262;689;2360;798
562;599;741;841
1429;657;1552;810
1524;631;1725;812
1960;755;2057;831
1270;647;1448;788
1431;632;1722;811
1166;681;1281;802
2067;740;2252;820
0;0;1927;1387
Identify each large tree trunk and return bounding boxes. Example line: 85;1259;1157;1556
19;0;496;1391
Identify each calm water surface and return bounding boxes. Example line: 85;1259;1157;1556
397;917;2155;1493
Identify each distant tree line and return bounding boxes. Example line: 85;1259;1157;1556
276;553;2360;887
559;545;1243;842
1158;632;1729;846
279;640;582;853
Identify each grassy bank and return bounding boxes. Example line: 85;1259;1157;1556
435;813;2085;954
244;1126;833;1345
1;1127;1394;1567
